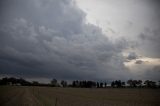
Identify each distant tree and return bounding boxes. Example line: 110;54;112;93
51;79;57;87
127;79;133;87
144;80;149;87
18;78;31;86
72;81;76;87
118;80;122;87
61;80;67;87
79;81;82;87
1;77;8;85
133;80;138;87
121;82;125;87
104;82;107;88
127;79;143;88
0;77;31;86
92;81;96;88
144;80;156;88
75;80;80;87
113;80;122;88
111;81;115;88
137;80;142;87
111;80;125;88
32;81;39;86
100;82;103;88
127;79;138;87
97;82;100;88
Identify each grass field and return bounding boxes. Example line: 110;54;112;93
0;86;160;106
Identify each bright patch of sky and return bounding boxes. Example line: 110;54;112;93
76;0;155;40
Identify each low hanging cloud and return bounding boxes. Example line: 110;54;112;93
0;0;130;80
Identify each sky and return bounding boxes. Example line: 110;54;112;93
0;0;160;82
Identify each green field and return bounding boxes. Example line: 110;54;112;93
0;86;159;106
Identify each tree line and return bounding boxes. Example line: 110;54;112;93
0;77;49;86
0;77;160;88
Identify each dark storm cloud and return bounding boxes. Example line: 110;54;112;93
0;0;130;80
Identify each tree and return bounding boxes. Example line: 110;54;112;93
104;82;107;88
32;81;39;86
137;80;142;87
117;80;122;87
61;80;67;87
72;81;76;87
127;79;133;87
97;82;100;88
0;77;31;86
51;79;57;87
75;80;80;87
111;81;115;88
144;80;156;88
121;82;125;87
127;79;143;88
127;79;137;87
100;82;103;88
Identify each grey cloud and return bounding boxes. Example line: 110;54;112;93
135;60;143;64
1;0;159;81
127;52;138;60
136;0;160;58
143;65;160;81
0;0;130;80
138;28;160;58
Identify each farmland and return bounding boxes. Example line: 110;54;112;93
0;86;160;106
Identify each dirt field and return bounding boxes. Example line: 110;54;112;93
0;86;159;106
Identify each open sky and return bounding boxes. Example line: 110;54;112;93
0;0;160;82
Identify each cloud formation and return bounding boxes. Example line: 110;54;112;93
127;52;138;60
138;28;160;58
0;0;130;80
0;0;160;81
135;60;143;64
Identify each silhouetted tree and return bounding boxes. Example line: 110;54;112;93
115;80;122;87
72;80;96;88
92;81;96;88
111;80;124;88
100;82;103;88
61;80;67;87
97;82;100;88
127;79;133;87
137;80;142;87
144;80;156;88
121;82;125;87
51;79;57;87
0;77;8;85
32;81;39;86
127;79;137;87
0;77;31;86
104;82;107;88
72;81;76;87
111;81;115;88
